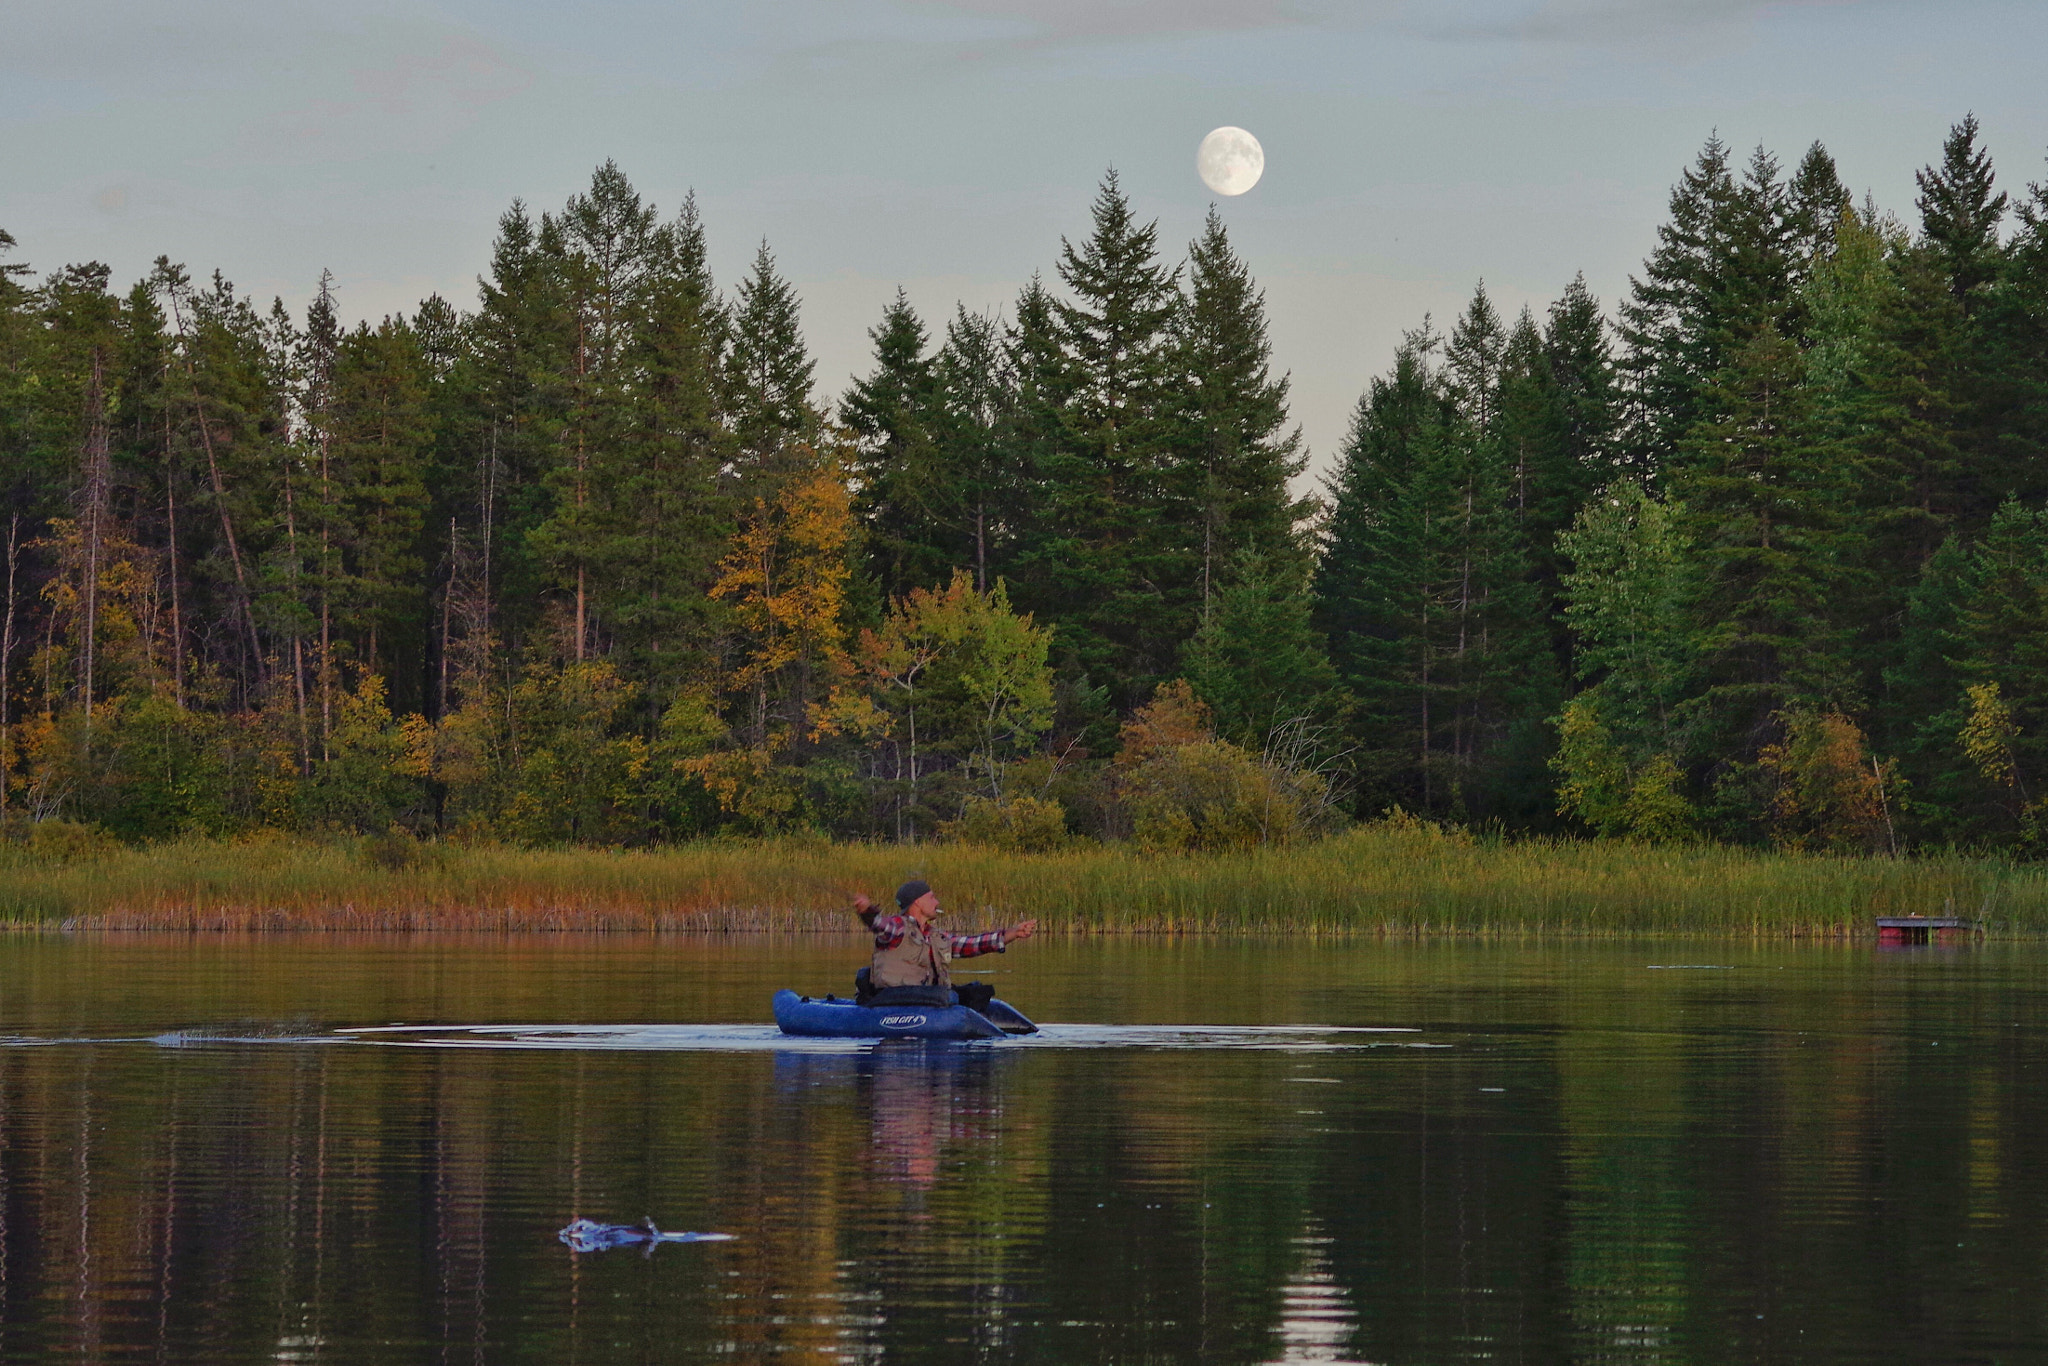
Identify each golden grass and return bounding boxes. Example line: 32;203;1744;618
2;828;2043;936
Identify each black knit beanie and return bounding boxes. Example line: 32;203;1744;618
895;879;932;910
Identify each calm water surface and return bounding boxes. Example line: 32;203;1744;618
1;934;2045;1364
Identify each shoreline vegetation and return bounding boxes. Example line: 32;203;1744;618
3;827;2042;938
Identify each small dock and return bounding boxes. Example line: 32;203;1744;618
1876;915;1974;945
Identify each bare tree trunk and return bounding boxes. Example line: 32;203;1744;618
481;425;496;675
164;408;185;708
573;326;588;662
191;397;263;691
905;698;919;843
439;515;456;718
1;513;19;817
79;349;112;749
166;291;263;693
282;477;310;775
1201;456;1217;622
975;503;987;595
1419;508;1432;813
319;425;332;756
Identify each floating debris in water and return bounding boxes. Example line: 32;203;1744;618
558;1219;734;1254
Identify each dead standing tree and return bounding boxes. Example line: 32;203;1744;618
0;512;19;817
77;349;112;748
158;262;264;698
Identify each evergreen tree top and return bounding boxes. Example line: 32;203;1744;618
1447;282;1506;429
1787;142;1851;269
840;287;932;449
1180;207;1299;467
1055;171;1180;413
725;239;818;466
1916;113;2009;302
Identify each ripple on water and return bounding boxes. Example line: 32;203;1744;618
326;1021;1435;1052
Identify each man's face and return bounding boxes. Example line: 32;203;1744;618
907;891;940;924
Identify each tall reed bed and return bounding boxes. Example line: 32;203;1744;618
3;828;2043;936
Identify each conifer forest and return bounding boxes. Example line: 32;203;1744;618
4;117;2048;857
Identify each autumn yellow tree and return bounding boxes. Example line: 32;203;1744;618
678;446;857;826
1957;681;2048;846
1758;709;1901;854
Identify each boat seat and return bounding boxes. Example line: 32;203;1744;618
854;977;953;1008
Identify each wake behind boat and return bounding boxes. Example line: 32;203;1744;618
772;988;1038;1040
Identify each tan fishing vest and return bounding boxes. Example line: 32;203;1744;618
871;917;951;990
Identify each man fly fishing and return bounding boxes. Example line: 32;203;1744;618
852;880;1038;1010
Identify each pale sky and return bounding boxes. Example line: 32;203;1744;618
5;0;2045;480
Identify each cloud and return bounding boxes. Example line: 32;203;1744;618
895;0;1312;43
261;37;532;162
348;36;532;115
889;0;1875;51
1420;0;1876;45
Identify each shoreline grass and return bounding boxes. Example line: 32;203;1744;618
3;828;2045;937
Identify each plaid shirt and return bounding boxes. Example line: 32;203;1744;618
870;914;1007;959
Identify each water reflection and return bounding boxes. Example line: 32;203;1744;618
1268;1232;1371;1366
0;936;2043;1363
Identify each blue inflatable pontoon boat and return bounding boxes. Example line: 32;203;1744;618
772;988;1038;1040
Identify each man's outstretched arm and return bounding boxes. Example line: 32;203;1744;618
949;920;1038;958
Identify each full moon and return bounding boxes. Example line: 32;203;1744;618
1197;127;1264;197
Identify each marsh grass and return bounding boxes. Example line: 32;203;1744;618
3;827;2044;936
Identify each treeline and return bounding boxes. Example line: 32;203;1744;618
2;117;2046;854
1323;116;2048;852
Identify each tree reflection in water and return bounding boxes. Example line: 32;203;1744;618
0;936;2045;1362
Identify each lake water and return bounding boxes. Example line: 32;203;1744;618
1;933;2044;1363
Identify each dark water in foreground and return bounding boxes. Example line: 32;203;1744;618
1;935;2045;1364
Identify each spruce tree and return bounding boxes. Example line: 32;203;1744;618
1171;208;1310;613
607;192;729;700
1916;114;2009;309
1786;142;1853;274
931;305;1021;595
1495;309;1573;673
1315;309;1546;820
1619;136;1740;466
1670;323;1849;786
325;317;432;691
1907;119;2009;549
1182;548;1342;750
1314;331;1443;810
1946;502;2048;843
1317;329;1441;721
1544;274;1623;484
1981;159;2048;506
1445;282;1506;435
1440;288;1556;819
1016;172;1182;705
724;240;817;484
463;201;575;667
1620;139;1797;473
1879;535;1979;838
841;288;946;596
